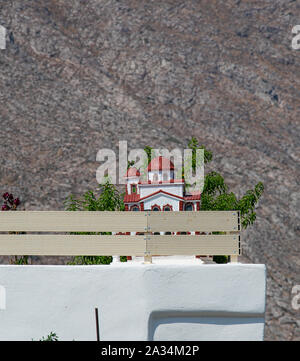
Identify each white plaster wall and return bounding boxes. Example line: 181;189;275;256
140;183;183;199
0;264;266;341
144;194;180;211
126;177;140;194
148;170;175;182
148;170;161;181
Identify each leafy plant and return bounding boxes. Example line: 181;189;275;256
213;255;228;264
200;173;264;229
64;179;125;212
144;146;155;164
188;137;213;165
127;160;135;169
186;138;264;263
13;255;29;265
34;332;59;341
187;137;264;229
64;178;127;265
1;192;29;265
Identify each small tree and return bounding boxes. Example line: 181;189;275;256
186;137;264;263
64;178;126;264
187;137;264;229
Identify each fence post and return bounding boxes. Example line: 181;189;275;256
230;230;239;263
230;255;238;263
144;212;152;264
231;212;241;263
144;253;152;264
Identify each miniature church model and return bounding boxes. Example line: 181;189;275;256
111;156;204;263
124;156;201;212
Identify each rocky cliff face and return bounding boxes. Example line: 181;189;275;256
0;0;299;340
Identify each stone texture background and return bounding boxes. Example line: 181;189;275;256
0;0;299;340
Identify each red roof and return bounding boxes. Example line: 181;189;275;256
147;156;175;171
125;167;140;177
184;193;201;201
124;193;140;203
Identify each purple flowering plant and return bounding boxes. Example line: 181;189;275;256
2;192;20;211
1;192;28;264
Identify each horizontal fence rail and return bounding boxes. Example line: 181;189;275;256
0;235;147;256
0;234;239;256
0;211;148;232
147;235;239;256
0;211;239;232
147;211;239;232
0;211;241;262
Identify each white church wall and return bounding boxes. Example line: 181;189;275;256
140;184;183;199
126;177;140;194
147;170;175;182
144;194;180;211
148;170;161;182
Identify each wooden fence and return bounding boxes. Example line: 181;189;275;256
0;211;241;263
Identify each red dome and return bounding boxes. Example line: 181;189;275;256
125;167;140;177
147;156;175;171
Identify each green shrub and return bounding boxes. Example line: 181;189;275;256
213;255;228;264
34;332;59;341
64;178;127;265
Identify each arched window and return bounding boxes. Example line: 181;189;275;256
151;204;161;211
131;205;140;211
185;203;194;211
131;184;137;193
163;204;173;211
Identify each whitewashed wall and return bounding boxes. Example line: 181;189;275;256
140;184;183;199
144;193;180;211
126;176;140;194
0;264;266;341
148;170;175;182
